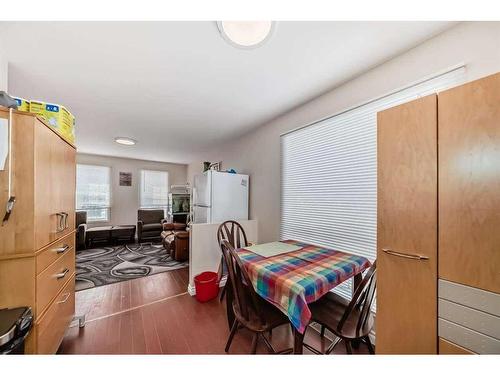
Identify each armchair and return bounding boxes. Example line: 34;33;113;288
161;222;189;261
75;211;87;250
137;209;166;243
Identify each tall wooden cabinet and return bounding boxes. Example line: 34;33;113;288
0;108;76;354
377;72;500;354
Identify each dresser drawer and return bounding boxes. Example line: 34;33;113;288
439;279;500;316
35;276;75;354
439;298;500;339
439;338;475;354
36;246;75;316
439;318;500;354
36;233;75;275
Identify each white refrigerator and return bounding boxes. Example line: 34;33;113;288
192;170;249;224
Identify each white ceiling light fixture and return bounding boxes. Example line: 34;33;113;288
217;21;275;49
114;137;137;146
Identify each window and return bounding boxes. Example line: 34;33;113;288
76;164;111;222
140;170;169;210
280;67;465;302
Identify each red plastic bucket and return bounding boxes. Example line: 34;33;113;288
194;271;219;302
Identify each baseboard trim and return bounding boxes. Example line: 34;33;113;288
187;275;227;296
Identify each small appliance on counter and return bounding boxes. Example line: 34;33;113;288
0;307;33;354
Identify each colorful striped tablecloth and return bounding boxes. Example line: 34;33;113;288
237;240;371;333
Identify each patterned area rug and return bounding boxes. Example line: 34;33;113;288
75;243;188;291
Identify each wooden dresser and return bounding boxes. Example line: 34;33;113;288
0;108;76;354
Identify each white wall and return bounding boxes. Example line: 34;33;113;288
188;21;500;243
188;219;258;294
0;44;8;92
77;153;188;227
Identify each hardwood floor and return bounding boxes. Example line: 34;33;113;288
60;268;370;354
74;267;189;321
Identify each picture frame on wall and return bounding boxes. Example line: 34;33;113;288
119;172;132;186
209;161;221;171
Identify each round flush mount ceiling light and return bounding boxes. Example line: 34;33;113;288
217;21;275;49
114;137;137;146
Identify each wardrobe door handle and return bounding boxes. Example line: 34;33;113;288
382;248;429;261
53;245;70;254
55;268;70;279
56;212;65;233
62;212;69;229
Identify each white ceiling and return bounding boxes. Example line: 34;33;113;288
0;21;455;164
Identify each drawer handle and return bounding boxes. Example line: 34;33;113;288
54;268;70;279
56;292;71;304
53;245;70;254
382;248;429;261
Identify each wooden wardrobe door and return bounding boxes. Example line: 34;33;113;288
439;72;500;294
59;140;76;234
34;121;76;248
377;94;438;354
0;112;36;255
34;120;58;249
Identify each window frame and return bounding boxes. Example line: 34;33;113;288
280;66;466;302
139;169;170;212
76;163;112;223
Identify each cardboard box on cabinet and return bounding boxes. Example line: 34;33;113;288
13;97;30;112
29;100;75;144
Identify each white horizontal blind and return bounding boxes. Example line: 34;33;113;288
281;67;465;301
140;170;169;209
76;164;111;222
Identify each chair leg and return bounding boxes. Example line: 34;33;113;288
351;338;361;349
251;332;259;354
325;336;341;355
261;333;275;353
320;325;326;338
261;332;292;354
344;340;352;354
219;284;226;301
364;336;375;354
225;320;239;353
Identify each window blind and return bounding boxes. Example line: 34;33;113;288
280;67;465;301
76;164;111;222
140;170;169;209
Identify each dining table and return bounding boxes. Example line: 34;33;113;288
224;239;371;354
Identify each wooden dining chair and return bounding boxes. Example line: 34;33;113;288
217;220;249;301
220;240;292;354
304;261;377;355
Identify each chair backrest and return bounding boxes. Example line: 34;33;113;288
337;260;377;336
138;209;164;224
220;240;266;326
217;220;249;249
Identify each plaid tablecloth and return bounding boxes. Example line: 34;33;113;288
237;240;371;333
